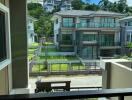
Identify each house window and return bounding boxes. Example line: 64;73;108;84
62;17;74;28
128;22;132;26
83;34;97;41
99;34;114;46
0;11;6;61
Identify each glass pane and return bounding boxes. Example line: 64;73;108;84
0;11;6;61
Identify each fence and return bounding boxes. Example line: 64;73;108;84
29;60;102;76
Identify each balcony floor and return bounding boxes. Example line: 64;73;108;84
29;75;102;93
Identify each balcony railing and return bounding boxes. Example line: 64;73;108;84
1;88;132;100
77;22;119;28
62;22;75;28
100;42;120;46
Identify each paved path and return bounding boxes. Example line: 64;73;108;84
29;75;102;93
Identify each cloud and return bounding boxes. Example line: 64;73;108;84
109;0;132;6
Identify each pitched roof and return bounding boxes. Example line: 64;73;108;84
119;16;132;21
54;10;125;17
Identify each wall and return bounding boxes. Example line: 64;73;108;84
0;67;9;95
103;61;132;100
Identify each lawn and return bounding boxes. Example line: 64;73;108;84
41;48;57;52
29;42;39;49
32;63;86;72
28;42;39;60
35;56;78;61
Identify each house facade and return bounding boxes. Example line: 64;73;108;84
44;0;72;12
27;16;37;46
0;0;29;95
53;10;125;59
119;16;132;54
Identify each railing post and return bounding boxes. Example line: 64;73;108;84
119;96;124;100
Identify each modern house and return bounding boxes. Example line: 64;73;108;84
44;0;72;12
119;16;132;55
53;10;125;59
27;16;37;46
101;59;132;100
27;0;43;5
0;0;29;95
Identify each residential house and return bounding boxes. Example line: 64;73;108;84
0;0;29;95
27;0;43;5
119;16;132;55
44;0;72;12
53;10;125;59
101;59;132;100
27;16;37;46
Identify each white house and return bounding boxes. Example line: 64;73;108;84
44;0;72;12
27;16;37;46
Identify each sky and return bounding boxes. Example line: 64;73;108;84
82;0;132;6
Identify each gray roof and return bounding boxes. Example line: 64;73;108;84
119;16;132;21
54;10;125;17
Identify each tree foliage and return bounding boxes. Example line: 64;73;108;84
28;3;53;38
71;0;84;10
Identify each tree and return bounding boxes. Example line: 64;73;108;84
98;0;111;11
71;0;84;10
126;42;132;57
117;0;127;13
85;3;99;11
28;3;53;38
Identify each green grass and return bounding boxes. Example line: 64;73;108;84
32;65;47;72
36;56;78;61
29;42;39;49
41;48;57;52
51;64;68;71
32;63;85;72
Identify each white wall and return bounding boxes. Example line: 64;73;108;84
54;16;61;46
27;18;36;46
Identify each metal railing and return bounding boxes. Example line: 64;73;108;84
100;42;121;46
1;88;132;100
77;22;119;28
62;22;75;28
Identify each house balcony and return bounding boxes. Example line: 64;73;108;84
76;22;119;31
100;42;121;49
61;22;75;28
82;41;97;45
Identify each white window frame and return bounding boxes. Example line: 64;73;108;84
0;3;11;70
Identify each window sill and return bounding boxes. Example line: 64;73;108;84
0;59;11;70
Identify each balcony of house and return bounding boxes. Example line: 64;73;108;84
76;22;119;31
61;17;76;29
61;22;75;29
100;42;121;49
82;33;98;45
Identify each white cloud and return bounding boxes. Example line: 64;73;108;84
109;0;132;6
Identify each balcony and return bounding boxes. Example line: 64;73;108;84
62;22;75;28
100;42;120;46
77;22;119;29
1;88;132;100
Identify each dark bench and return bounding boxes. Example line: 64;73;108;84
35;80;71;93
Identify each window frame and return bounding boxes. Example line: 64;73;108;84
0;3;11;70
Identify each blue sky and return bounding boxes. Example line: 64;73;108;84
82;0;100;4
82;0;132;6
